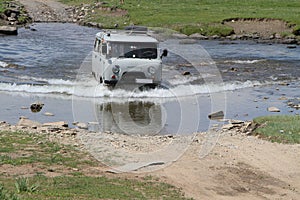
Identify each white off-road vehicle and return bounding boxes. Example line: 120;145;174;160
92;26;167;87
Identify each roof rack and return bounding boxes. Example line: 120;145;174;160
124;26;148;34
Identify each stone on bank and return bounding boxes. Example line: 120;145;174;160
0;25;17;35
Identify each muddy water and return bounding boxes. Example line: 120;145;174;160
0;23;299;134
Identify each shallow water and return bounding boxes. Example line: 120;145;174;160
0;23;299;134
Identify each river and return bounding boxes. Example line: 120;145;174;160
0;23;299;135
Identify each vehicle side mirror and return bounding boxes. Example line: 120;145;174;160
160;49;168;59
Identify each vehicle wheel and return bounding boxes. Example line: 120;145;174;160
99;76;103;83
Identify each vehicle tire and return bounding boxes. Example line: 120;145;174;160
99;76;103;83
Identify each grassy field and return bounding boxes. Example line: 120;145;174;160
59;0;300;35
253;115;300;144
0;130;191;199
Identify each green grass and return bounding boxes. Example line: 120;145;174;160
0;175;191;200
253;115;300;144
0;184;19;200
0;130;191;199
0;130;96;168
59;0;300;35
0;0;11;13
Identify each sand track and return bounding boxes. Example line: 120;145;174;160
153;131;300;199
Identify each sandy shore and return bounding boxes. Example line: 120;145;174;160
153;130;300;200
1;112;299;200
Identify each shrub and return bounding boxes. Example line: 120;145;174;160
15;177;39;193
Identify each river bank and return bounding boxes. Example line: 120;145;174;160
1;112;300;199
1;0;300;44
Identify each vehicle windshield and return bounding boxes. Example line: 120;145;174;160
110;42;158;59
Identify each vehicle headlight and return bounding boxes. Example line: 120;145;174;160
112;65;120;74
148;66;156;74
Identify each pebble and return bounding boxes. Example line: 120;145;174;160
44;112;54;116
268;106;280;112
182;71;191;76
208;111;224;120
75;122;88;129
287;45;296;49
278;96;288;100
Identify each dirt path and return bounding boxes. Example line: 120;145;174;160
17;0;72;22
224;18;294;39
152;131;300;200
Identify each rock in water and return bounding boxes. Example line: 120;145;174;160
0;26;18;35
182;71;191;76
268;107;280;112
208;111;224;120
43;121;68;128
75;122;88;129
30;102;44;113
44;112;54;116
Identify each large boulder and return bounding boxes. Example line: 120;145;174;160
267;106;280;112
43;121;68;128
30;101;44;113
4;9;20;18
208;111;225;120
0;26;18;35
189;33;208;40
17;118;41;128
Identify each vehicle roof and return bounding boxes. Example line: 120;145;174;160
96;31;158;43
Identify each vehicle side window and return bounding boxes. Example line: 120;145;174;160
97;40;101;53
102;42;107;55
94;39;101;53
94;39;98;51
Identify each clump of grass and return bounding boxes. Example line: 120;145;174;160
0;0;31;24
0;0;11;13
0;130;97;168
253;115;300;144
0;184;20;200
293;25;300;36
15;177;39;193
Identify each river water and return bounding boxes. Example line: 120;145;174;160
0;23;299;135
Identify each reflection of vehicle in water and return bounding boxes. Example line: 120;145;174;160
92;26;168;87
94;101;163;135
